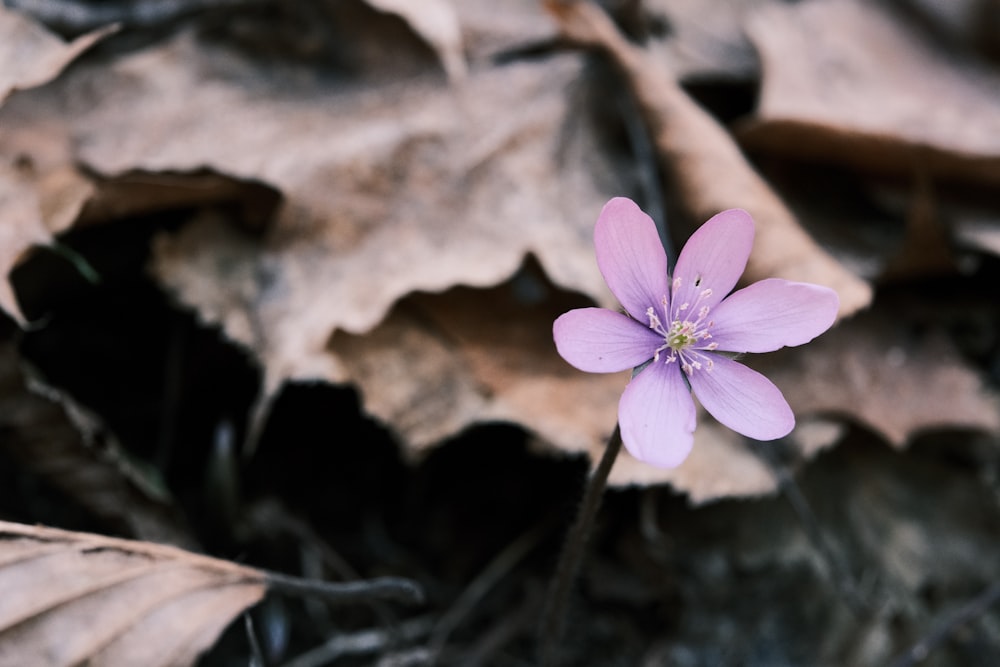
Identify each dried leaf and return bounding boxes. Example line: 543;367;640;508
0;6;114;105
882;178;955;280
0;162;94;323
58;32;630;387
0;339;198;548
363;0;466;80
754;309;1000;447
0;520;265;667
543;0;873;319
643;0;774;81
740;0;1000;186
330;268;840;502
0;5;103;324
453;0;558;62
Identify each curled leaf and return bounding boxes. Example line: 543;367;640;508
543;0;873;318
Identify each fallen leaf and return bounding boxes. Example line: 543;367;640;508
739;0;1000;186
331;264;841;502
0;6;114;106
0;337;198;549
642;0;774;81
0;161;93;323
54;32;628;389
0;520;265;667
543;0;873;319
0;0;109;323
453;0;559;63
364;0;466;81
330;265;625;458
754;308;1000;447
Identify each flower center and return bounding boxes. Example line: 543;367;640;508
645;286;719;375
667;319;701;349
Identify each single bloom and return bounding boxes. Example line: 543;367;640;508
553;197;839;468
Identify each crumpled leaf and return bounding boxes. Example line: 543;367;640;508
643;0;775;81
363;0;466;80
0;520;265;667
543;0;873;319
0;337;198;549
51;31;628;389
330;266;841;501
0;5;114;105
452;0;559;63
739;0;1000;186
0;162;94;324
754;308;1000;447
0;7;112;323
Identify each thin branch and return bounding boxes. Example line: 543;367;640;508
244;612;266;667
888;581;1000;667
750;438;867;614
538;425;622;666
279;616;433;667
428;520;547;657
263;569;425;606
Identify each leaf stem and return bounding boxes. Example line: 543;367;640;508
262;569;425;606
538;424;622;666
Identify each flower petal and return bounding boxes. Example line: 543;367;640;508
594;197;671;322
687;354;793;441
671;209;754;316
707;279;839;353
619;360;696;468
553;308;661;373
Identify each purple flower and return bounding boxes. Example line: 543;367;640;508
553;198;839;468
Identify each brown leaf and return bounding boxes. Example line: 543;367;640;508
754;308;1000;447
0;337;198;549
0;520;265;667
64;32;630;387
642;0;774;81
453;0;560;63
0;6;114;106
1;16;101;324
330;266;841;502
330;266;625;457
363;0;466;80
739;0;1000;187
0;162;93;323
543;0;873;319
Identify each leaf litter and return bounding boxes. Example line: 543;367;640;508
1;0;1000;664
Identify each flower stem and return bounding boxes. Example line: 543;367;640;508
538;424;622;666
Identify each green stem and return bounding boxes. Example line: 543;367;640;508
538;424;622;666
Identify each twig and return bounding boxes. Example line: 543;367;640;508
750;438;867;614
244;612;266;667
428;520;547;658
454;590;539;666
263;569;425;606
888;581;1000;667
279;616;433;667
538;425;622;666
241;499;403;633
